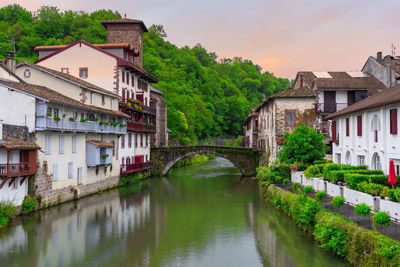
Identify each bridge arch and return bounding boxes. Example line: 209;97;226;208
151;146;261;177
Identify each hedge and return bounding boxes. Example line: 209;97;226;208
344;173;388;189
322;164;367;180
264;184;400;266
304;164;325;178
326;170;384;184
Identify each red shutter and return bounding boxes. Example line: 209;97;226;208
332;121;337;142
390;109;398;135
122;71;125;83
122;88;126;102
357;115;362;136
346;118;349;136
126;72;129;85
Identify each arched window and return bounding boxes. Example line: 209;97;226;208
345;151;351;165
371;115;381;142
372;153;381;170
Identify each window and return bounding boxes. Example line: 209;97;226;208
79;68;88;78
72;136;77;153
135;133;138;148
45;134;51;155
81;113;85;120
131;75;134;86
102;95;106;106
346;118;350;136
372;153;381;170
111;141;115;156
54;108;59;117
59;135;64;154
357;115;362;136
140;134;143;147
357;155;365;166
128;133;132;148
68;162;73;179
53;164;58;181
285;110;295;127
126;72;129;85
121;135;125;149
61;68;69;74
345;151;351;165
89;114;95;121
24;69;31;78
90;93;95;105
390;108;398;135
332;121;337;142
335;153;341;164
111;99;115;109
371;115;381;142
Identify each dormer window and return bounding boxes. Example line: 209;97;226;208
79;68;88;78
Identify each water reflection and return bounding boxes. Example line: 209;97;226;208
0;157;347;267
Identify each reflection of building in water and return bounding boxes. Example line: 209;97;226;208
0;225;27;257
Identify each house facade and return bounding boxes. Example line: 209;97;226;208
243;113;258;149
0;79;128;205
326;84;400;175
362;52;400;88
33;18;165;176
254;87;317;163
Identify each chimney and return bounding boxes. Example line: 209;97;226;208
6;54;15;73
101;19;148;67
0;120;3;142
298;72;304;87
377;51;382;61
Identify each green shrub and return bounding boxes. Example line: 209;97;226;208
325;169;383;184
373;212;391;227
344;173;388;189
356;182;388;196
256;166;271;181
57;194;61;204
323;164;369;181
315;191;327;202
283;178;289;184
331;196;345;208
98;189;103;195
0;202;16;229
314;211;348;257
22;195;36;214
354;203;371;216
314;159;333;164
292;182;301;194
293;162;308;171
387;188;400;202
304;164;324;178
269;163;291;180
304;186;313;193
275;175;282;183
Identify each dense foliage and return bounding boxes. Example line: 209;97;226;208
0;201;16;229
279;124;327;165
0;4;290;143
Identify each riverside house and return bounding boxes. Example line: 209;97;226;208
33;18;163;176
325;84;400;175
292;71;386;148
0;78;128;205
243;112;258;149
254;87;318;163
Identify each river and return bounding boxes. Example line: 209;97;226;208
0;157;348;267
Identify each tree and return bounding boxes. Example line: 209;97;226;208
279;124;327;164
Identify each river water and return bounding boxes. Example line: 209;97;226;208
0;157;348;267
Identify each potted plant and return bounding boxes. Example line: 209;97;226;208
54;115;61;122
372;211;391;231
100;154;109;159
354;203;371;217
69;117;76;122
120;123;126;127
80;118;88;123
331;196;345;209
46;112;52;117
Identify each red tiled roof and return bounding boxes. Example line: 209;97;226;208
101;18;148;32
34;43;136;53
325;84;400;120
243;113;258;125
0;135;40;150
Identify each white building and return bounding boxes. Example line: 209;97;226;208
362;52;400;88
326;84;400;175
33;18;158;176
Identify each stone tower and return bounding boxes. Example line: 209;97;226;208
101;18;148;67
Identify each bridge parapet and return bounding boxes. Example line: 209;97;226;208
151;145;261;176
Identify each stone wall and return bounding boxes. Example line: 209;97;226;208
150;91;167;147
3;124;35;142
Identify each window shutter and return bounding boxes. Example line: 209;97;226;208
59;135;64;154
332;121;337;142
390;109;398;134
45;134;51;154
357;115;362;136
72;136;77;153
53;164;58;181
68;162;73;179
346;118;349;136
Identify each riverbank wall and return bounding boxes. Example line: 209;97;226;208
263;183;400;266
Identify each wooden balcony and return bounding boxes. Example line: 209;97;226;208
119;100;156;116
127;122;156;133
0;162;36;178
317;103;348;114
120;161;154;176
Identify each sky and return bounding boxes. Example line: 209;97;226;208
1;0;399;79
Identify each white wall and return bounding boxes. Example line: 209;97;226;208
0;67;19;82
0;85;36;132
0;176;28;206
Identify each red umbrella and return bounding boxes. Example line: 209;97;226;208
388;160;397;187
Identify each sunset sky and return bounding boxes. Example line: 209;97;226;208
1;0;399;78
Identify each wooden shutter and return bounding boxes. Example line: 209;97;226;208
68;162;73;179
59;135;64;154
72;136;77;153
332;121;337;142
357;115;362;136
346;118;349;136
122;71;125;83
390;109;398;134
53;164;58;181
45;134;51;154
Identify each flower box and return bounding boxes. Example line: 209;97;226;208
326;182;342;197
343;187;379;210
379;199;400;220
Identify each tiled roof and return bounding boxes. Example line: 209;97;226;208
0;63;25;83
100;18;148;32
18;61;120;98
87;140;114;148
0;135;40;150
314;76;385;94
34;43;135;52
325;84;400;119
243;113;258;125
255;87;316;112
0;80;128;118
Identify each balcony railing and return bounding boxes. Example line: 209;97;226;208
119;101;156;115
127;121;156;133
317;103;348;114
36;117;127;134
0;162;36;178
120;161;154;176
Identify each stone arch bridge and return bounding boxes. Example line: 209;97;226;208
151;146;261;176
